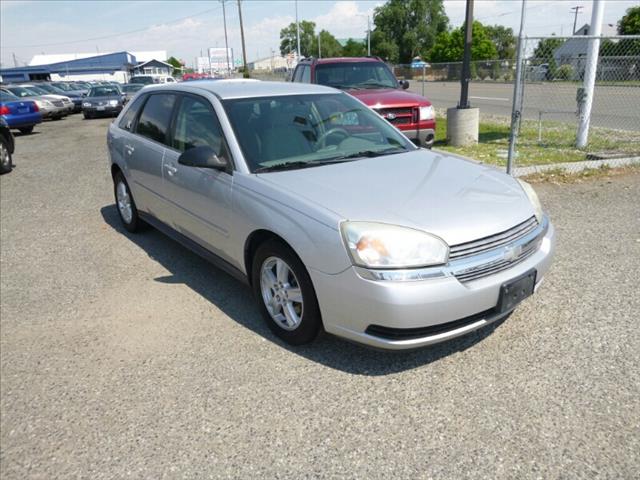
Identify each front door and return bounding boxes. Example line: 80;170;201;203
161;93;234;261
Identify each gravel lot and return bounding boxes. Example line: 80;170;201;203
1;114;639;479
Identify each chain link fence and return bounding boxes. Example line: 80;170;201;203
244;39;639;176
511;35;640;175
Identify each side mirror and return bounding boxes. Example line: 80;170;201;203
178;145;228;170
400;80;410;90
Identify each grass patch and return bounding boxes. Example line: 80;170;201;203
433;115;640;167
522;163;640;184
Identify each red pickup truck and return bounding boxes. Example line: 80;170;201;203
291;57;435;148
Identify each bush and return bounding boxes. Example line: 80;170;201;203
556;64;574;81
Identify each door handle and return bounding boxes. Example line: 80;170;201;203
165;164;178;176
124;144;135;155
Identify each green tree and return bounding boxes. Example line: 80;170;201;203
370;29;399;62
618;5;640;34
342;38;367;57
485;25;515;60
318;30;343;58
280;20;316;57
428;21;498;63
166;56;182;71
617;6;640;57
372;0;449;64
531;37;563;64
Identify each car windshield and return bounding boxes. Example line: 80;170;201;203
89;86;121;97
36;84;64;94
131;76;155;85
24;86;49;95
122;84;143;92
224;93;415;173
315;62;399;90
6;86;38;97
52;83;72;91
1;90;20;101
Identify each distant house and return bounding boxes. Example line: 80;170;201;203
132;59;174;77
553;23;620;79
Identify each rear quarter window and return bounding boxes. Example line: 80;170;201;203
118;95;146;132
134;93;176;145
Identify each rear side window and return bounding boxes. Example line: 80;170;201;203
301;65;311;83
292;66;304;82
135;93;176;144
118;95;146;131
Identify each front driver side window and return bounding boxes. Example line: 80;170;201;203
172;96;227;159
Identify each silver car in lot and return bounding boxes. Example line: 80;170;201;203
107;81;555;350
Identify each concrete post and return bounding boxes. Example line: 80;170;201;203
576;0;605;148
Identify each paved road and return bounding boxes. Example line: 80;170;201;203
1;115;639;479
410;81;640;131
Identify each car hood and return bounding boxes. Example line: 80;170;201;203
257;150;535;246
347;88;431;107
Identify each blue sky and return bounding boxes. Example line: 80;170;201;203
1;0;636;68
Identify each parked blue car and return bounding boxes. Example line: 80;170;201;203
0;90;42;134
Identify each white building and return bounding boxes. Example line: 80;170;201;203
29;50;167;67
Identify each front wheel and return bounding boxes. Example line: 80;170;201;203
113;171;145;232
252;240;322;345
0;138;12;174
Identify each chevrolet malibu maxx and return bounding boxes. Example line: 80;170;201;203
107;81;555;350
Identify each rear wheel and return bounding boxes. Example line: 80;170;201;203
252;239;322;345
19;126;34;134
0;138;13;174
113;171;145;232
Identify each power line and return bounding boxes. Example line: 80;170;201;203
1;5;223;49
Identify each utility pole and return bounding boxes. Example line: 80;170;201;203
506;0;528;174
12;53;18;67
318;32;321;58
459;0;474;108
570;6;584;35
576;0;605;148
367;16;371;56
237;0;248;76
295;0;301;59
221;0;230;76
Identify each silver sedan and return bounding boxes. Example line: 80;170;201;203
107;81;555;350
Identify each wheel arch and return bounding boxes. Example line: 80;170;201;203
244;229;295;286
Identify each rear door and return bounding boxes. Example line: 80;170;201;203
161;93;234;260
124;92;177;222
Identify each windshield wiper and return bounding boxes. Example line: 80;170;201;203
254;158;354;173
329;147;408;161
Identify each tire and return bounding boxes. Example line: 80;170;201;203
251;239;322;345
113;171;145;233
19;126;34;134
0;138;12;174
83;112;92;119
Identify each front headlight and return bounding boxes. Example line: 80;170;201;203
108;99;118;106
40;99;53;107
419;105;434;120
517;179;544;222
341;222;449;268
82;102;92;107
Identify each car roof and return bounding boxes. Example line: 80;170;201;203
143;79;339;99
304;57;382;65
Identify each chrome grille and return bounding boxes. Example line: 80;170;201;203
52;100;64;107
449;216;538;260
374;106;418;126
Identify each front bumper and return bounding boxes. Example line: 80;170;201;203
310;220;556;350
401;128;435;148
83;105;122;115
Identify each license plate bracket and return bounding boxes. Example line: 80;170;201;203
497;269;537;313
97;106;105;111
